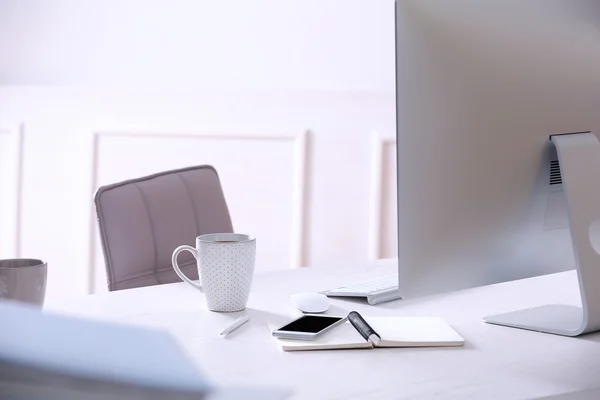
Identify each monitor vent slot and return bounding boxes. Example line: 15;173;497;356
550;159;562;185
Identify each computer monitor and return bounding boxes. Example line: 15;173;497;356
395;0;600;335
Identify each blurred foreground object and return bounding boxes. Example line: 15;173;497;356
0;300;290;399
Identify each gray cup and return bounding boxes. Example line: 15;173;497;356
0;259;47;307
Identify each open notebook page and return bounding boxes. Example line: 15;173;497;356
367;317;465;347
271;321;373;351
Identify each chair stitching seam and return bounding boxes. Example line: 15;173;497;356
176;174;201;237
133;182;158;282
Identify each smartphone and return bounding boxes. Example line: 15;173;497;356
272;314;347;340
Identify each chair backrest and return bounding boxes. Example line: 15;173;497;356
94;165;233;291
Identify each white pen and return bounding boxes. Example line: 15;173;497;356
220;313;250;337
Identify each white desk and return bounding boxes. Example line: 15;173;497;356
45;259;600;400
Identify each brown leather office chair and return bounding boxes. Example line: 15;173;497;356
94;165;233;291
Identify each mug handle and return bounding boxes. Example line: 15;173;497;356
171;245;203;292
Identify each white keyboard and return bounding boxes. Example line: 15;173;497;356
322;274;402;305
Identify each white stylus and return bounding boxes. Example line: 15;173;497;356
220;313;250;337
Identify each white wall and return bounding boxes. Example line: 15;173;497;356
0;0;395;92
0;1;398;300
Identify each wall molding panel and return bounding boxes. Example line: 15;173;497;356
0;86;395;300
367;130;396;260
87;130;309;294
0;124;25;258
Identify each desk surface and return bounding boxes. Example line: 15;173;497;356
45;259;600;400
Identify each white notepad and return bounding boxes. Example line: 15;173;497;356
272;314;465;352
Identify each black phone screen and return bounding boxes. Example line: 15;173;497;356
277;315;344;333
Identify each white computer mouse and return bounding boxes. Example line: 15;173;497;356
289;292;330;313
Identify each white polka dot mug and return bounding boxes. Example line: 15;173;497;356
171;233;256;312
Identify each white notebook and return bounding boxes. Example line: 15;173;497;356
272;312;465;352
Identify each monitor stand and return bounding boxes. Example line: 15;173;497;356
483;131;600;336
